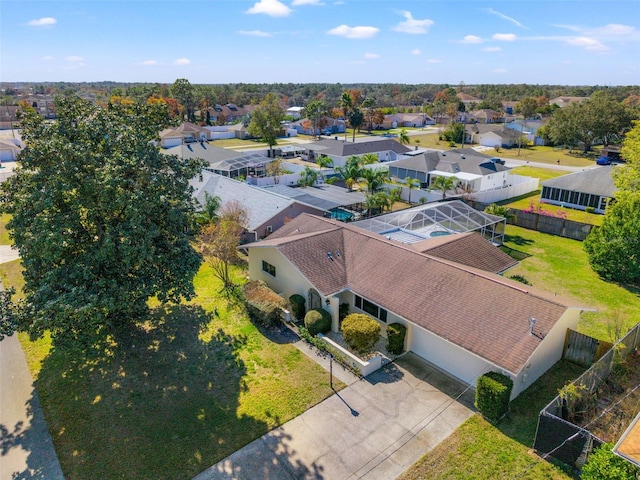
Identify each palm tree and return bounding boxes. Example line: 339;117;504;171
399;128;410;146
334;155;362;191
349;108;364;142
405;176;420;203
315;155;334;182
431;175;457;200
359;153;379;165
339;92;353;142
298;166;318;187
365;191;390;216
360;168;389;194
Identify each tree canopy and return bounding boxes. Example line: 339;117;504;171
0;95;205;344
248;92;285;157
584;121;640;286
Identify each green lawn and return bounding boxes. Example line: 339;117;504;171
0;213;11;244
399;360;585;480
502;224;640;340
0;258;342;480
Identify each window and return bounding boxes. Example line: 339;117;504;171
262;260;276;277
354;295;388;323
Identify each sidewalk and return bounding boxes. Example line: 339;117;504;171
0;279;64;480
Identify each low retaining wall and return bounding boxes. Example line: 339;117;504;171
318;334;382;377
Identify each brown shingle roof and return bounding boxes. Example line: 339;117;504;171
411;232;518;274
246;214;582;375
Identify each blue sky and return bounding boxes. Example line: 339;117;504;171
2;0;639;85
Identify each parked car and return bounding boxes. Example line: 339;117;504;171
596;156;612;165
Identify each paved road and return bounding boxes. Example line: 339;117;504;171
0;266;64;479
193;353;475;480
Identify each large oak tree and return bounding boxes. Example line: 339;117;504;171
0;95;205;343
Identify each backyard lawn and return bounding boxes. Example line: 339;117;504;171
0;255;342;480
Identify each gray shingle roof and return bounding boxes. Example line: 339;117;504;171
305;138;412;157
387;149;509;176
542;166;617;197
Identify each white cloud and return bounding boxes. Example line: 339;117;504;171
411;48;421;55
292;0;324;5
174;58;191;65
485;8;526;29
246;0;291;17
27;17;56;26
482;46;502;52
492;68;507;73
493;33;517;41
238;30;273;37
393;11;434;34
42;55;54;61
327;25;379;39
426;58;442;64
364;52;379;59
141;60;159;66
65;55;84;62
566;37;609;52
593;23;636;36
461;35;483;44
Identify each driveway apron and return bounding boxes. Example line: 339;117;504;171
194;352;475;480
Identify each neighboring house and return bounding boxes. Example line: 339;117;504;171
0;105;20;129
159;128;185;148
505;120;547;146
468;109;504;124
385;113;436;128
175;122;214;142
540;166;616;214
164;142;274;179
207;104;255;124
464;124;521;148
387;148;513;193
304;137;412;167
548;96;589;108
242;213;587;399
262;183;367;218
290;116;346;136
286;106;303;119
502;101;518;115
457;92;482;109
190;170;326;241
0;138;23;162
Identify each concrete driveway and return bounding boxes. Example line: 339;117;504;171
194;353;475;480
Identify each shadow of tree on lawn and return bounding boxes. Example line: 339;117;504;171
30;304;325;480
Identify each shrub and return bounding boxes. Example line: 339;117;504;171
585;206;596;214
304;308;332;336
386;323;406;355
508;274;531;286
289;294;306;321
242;280;287;327
475;371;513;422
581;443;639;480
341;313;381;354
339;302;350;322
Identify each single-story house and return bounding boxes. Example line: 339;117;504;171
242;213;587;399
384;113;436;128
387;148;513;193
468;109;504;124
548;96;589;108
0;138;23;162
190;170;326;241
505;120;547;146
206;104;255;124
540;166;616;214
464;124;521;148
304;137;412;167
286;106;304;119
290;116;346;136
457;92;482;109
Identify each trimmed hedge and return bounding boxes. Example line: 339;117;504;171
341;313;380;354
289;294;306;321
475;371;513;422
242;280;287;327
339;302;350;322
304;308;332;336
386;323;406;355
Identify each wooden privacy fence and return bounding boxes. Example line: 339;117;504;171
509;210;593;241
563;329;612;367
